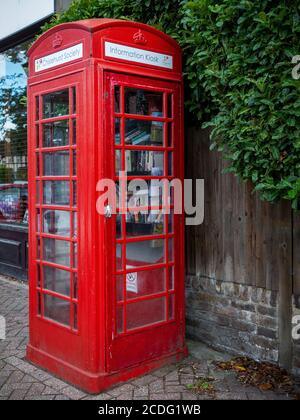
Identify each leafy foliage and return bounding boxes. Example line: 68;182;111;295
216;356;295;393
40;0;300;207
0;165;14;184
0;40;29;171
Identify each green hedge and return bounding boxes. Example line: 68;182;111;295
41;0;300;208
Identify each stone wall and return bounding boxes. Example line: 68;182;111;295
185;275;279;363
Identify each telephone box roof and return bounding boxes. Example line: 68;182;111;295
28;18;181;56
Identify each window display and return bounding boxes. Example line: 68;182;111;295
114;82;176;335
0;40;31;225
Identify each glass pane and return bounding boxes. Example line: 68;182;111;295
72;120;76;145
37;264;41;288
72;87;76;114
42;209;70;236
125;151;164;176
126;213;164;237
168;123;173;147
117;305;124;334
73;181;77;206
125;179;163;211
0;40;29;227
73;304;78;330
36;125;39;147
126;267;165;300
16;192;28;224
36;237;40;260
115;118;121;144
125;119;163;146
168;266;174;290
116;275;123;301
168;184;175;205
36;96;40;121
73;151;77;176
43;121;69;148
43;181;70;205
116;244;122;271
36;209;40;232
43;266;71;297
36;154;40;176
126;297;166;330
73;212;77;238
168;152;173;176
167;94;173;118
125;88;163;116
116;214;122;239
168;238;174;262
44;294;70;326
115;150;121;175
115;86;120;113
168;211;173;233
73;243;77;268
73;272;78;299
36;181;40;204
43;89;69;119
43;151;70;176
37;292;41;315
43;238;70;267
126;239;165;269
116;181;124;208
168;294;175;320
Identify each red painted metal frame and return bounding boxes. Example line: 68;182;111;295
27;19;186;393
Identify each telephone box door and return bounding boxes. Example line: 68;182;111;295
104;72;185;372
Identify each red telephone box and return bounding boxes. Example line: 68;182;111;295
27;19;186;393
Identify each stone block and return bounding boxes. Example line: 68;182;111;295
257;327;277;340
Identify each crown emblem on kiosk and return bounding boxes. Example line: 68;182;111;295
52;34;63;48
133;30;147;45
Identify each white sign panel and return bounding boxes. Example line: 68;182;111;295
35;43;83;72
0;0;55;41
105;41;173;70
126;272;138;294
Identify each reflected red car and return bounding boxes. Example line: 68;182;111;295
0;183;28;223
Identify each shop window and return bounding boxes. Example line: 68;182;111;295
0;40;31;225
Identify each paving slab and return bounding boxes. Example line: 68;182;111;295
0;276;295;400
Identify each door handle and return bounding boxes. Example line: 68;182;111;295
105;205;112;219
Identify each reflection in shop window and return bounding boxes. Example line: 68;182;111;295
0;40;31;225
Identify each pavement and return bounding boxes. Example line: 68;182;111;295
0;275;297;400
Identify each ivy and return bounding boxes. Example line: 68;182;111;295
40;0;300;208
